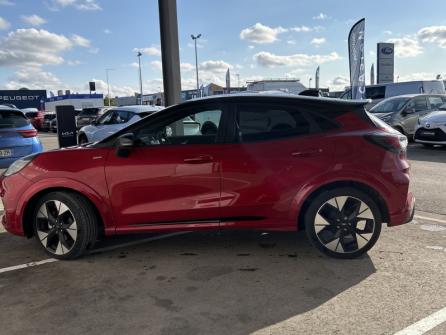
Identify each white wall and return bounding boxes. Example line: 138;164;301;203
45;98;104;112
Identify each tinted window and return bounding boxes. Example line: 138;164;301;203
237;104;310;142
370;98;410;113
411;97;428;112
0;110;29;128
136;109;222;146
97;110;115;125
115;111;130;123
366;86;386;100
428;96;444;110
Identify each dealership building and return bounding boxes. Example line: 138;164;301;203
0;89;47;110
45;93;104;112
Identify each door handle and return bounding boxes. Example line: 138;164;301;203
183;155;213;164
292;148;323;158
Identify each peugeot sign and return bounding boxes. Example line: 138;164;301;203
0;90;47;109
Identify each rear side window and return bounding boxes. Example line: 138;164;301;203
428;96;444;109
0;110;29;128
237;104;310;142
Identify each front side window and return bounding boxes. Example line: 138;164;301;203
410;97;428;112
135;108;222;146
115;110;130;124
370;98;409;114
237;104;310;142
97;110;115;125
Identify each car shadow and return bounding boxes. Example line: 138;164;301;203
1;230;377;335
408;143;446;163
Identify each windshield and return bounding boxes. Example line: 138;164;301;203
370;98;409;114
0;110;29;128
79;109;98;116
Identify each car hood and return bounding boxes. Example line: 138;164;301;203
419;111;446;123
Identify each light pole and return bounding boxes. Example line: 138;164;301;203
105;68;115;106
137;52;143;105
191;34;202;98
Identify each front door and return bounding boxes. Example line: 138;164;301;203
104;105;225;233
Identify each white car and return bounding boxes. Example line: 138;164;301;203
414;103;446;147
77;105;164;144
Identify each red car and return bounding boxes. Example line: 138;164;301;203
0;95;415;260
24;110;45;130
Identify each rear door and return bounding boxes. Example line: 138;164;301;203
219;101;336;230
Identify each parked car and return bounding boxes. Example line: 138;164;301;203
0;106;43;168
49;118;57;133
369;94;446;138
414;103;446;147
340;80;446;109
0;94;414;260
76;107;110;129
41;113;56;132
23;109;44;130
77;105;164;144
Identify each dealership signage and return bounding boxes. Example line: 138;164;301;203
377;43;394;84
0;90;47;109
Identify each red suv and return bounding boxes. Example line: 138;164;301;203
0;95;415;260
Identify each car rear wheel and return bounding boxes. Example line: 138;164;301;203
33;192;98;260
304;187;382;259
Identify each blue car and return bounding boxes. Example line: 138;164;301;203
0;106;43;168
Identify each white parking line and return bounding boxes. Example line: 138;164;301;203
415;215;446;225
0;258;58;275
393;306;446;335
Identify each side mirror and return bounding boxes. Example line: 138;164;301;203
115;133;135;158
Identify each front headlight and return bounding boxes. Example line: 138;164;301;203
3;154;39;177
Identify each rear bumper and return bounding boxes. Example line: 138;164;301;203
0;139;43;168
388;191;415;227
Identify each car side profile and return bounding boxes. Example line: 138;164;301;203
0;95;414;260
414;103;446;147
369;94;446;138
77;105;164;144
0;106;43;168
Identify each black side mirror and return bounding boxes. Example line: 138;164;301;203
115;133;135;158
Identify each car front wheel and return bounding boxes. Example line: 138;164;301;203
304;187;382;259
33;191;98;260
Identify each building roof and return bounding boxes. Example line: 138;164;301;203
112;105;165;113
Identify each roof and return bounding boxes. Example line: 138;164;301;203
182;93;370;107
383;94;444;100
112;105;165;114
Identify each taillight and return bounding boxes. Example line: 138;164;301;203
364;133;408;154
17;129;38;138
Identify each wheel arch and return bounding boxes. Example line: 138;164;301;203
297;180;390;231
22;187;105;238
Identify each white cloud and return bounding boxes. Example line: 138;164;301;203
240;23;287;44
129;62;139;68
51;0;101;11
134;46;161;56
103;29;111;34
417;26;446;48
199;60;231;73
311;37;326;46
287;40;296;45
291;25;311;33
21;14;46;26
387;36;423;58
0;16;10;30
67;60;82;66
327;76;349;91
90;79;137;97
6;67;62;90
0;0;14;5
88;47;99;54
254;51;341;68
397;72;436;82
150;60;162;71
181;62;194;72
71;34;90;47
384;30;392;35
313;13;329;20
0;28;73;67
248;45;255;49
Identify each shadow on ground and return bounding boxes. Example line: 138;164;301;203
408;143;446;163
0;231;376;335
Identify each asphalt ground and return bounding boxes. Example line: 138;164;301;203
0;133;445;335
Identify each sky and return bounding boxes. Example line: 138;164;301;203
0;0;445;97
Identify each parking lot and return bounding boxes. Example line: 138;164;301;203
1;133;445;335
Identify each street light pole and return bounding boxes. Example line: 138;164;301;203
191;34;202;98
105;68;115;106
137;52;143;105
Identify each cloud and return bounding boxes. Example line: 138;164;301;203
199;60;231;73
397;72;436;82
0;0;14;5
21;14;47;26
67;60;82;66
150;60;162;71
89;79;137;97
248;45;255;49
240;23;287;44
50;0;102;11
254;51;341;67
327;76;349;91
313;13;329;20
0;16;10;30
291;25;311;33
311;37;326;46
103;28;111;34
6;67;62;90
181;62;194;72
134;46;161;56
287;40;296;45
71;34;91;47
387;36;423;58
0;28;73;67
417;26;446;48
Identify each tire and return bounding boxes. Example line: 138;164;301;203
304;187;382;259
32;191;98;260
78;134;88;145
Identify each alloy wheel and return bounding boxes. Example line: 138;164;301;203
314;196;375;254
36;200;78;255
